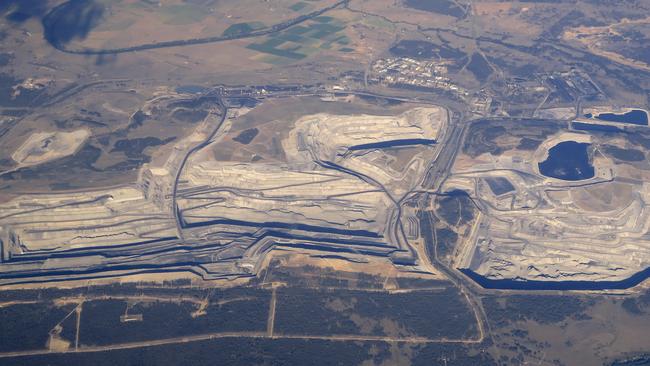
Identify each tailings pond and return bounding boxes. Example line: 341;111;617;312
538;141;594;181
584;109;649;126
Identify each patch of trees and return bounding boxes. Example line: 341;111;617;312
484;295;591;327
436;193;475;227
79;289;271;346
0;338;378;366
275;287;478;339
0;302;75;352
412;344;497;366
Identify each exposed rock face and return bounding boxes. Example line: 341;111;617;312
453;119;650;284
179;107;445;240
0;187;177;251
283;108;443;164
282;107;445;196
0;106;449;284
179;162;392;234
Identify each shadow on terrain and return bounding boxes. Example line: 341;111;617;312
42;0;104;47
1;0;49;23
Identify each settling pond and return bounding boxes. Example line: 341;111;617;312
584;109;649;126
538;141;594;181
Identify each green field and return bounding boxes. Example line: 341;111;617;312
289;2;311;12
222;22;266;37
247;16;352;64
160;4;209;25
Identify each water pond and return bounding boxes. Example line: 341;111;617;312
538;141;594;181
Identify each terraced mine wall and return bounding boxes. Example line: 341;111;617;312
0;226;408;286
436;116;650;290
347;138;436;151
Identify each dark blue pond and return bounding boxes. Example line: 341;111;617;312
585;109;648;126
538;141;594;181
572;121;624;133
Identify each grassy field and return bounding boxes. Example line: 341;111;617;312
246;15;352;64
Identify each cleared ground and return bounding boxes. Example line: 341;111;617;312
12;129;90;168
450;118;650;283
